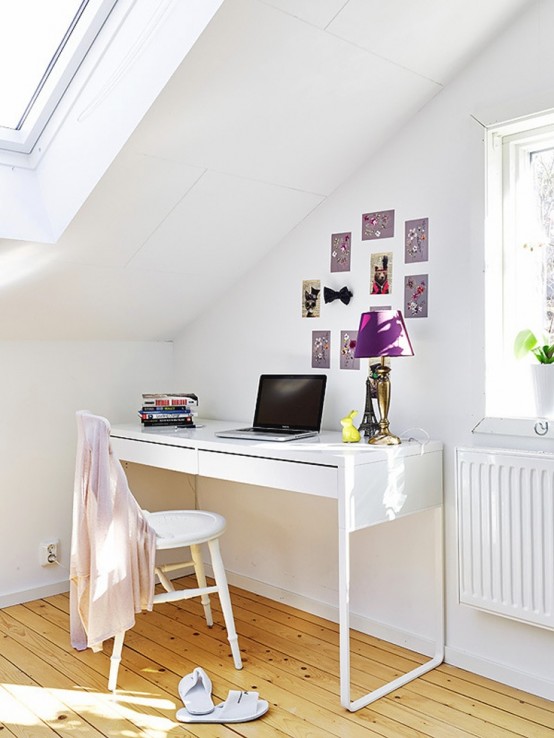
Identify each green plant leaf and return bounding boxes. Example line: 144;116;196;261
514;329;538;359
545;344;554;361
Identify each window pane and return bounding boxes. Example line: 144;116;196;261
530;148;554;331
485;116;554;418
0;0;83;129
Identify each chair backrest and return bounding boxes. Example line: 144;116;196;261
70;411;156;651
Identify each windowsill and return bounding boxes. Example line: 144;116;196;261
473;416;554;439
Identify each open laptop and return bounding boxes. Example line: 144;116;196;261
215;374;327;442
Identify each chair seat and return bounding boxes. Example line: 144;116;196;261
144;510;227;549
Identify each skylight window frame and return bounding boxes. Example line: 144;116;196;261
0;0;119;156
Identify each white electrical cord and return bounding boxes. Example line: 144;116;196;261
399;426;430;452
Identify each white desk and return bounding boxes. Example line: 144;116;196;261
110;420;444;711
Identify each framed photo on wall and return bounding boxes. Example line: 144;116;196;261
302;279;321;317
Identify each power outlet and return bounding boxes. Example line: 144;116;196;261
40;539;59;566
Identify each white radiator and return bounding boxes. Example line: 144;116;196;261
456;447;554;630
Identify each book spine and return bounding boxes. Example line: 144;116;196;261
142;399;198;407
140;406;194;413
142;418;195;427
142;394;198;406
140;412;195;419
140;405;196;412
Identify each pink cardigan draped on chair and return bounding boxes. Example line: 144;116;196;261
70;411;157;652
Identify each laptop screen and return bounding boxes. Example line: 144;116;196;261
252;374;327;431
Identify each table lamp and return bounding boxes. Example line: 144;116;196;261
354;310;414;445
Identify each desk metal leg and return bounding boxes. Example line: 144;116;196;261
339;506;444;711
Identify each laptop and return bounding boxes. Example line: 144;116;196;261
215;374;327;442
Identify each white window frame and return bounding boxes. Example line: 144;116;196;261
0;0;118;155
481;110;554;437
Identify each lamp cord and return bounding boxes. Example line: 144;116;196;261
399;426;430;451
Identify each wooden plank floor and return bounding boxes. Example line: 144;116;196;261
0;576;552;737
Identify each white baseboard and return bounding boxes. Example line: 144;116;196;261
445;645;554;702
0;578;69;609
225;570;436;657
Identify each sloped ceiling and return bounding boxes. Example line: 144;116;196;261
0;0;532;339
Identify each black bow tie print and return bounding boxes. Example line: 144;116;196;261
324;286;353;305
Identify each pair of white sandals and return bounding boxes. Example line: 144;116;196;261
176;667;269;724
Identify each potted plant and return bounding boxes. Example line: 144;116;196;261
514;328;554;363
514;326;554;417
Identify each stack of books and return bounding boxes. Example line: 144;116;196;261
139;393;198;428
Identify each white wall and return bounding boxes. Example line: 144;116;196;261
0;340;172;607
172;0;554;699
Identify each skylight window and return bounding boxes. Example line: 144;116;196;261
0;0;81;130
0;0;118;154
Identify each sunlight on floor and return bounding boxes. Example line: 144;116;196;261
1;682;179;737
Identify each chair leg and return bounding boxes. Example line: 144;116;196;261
108;631;125;692
208;538;242;669
155;566;175;592
190;543;214;627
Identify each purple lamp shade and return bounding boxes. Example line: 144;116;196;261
353;310;414;358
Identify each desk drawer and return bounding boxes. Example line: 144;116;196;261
198;450;337;497
347;449;443;531
111;437;197;474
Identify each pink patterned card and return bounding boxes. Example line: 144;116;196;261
362;209;395;240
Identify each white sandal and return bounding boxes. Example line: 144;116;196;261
176;689;269;724
177;667;214;715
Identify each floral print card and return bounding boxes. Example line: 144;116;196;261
404;274;428;317
330;232;352;272
362;209;395;240
405;218;429;263
340;330;359;369
302;279;321;317
312;330;330;368
370;252;392;295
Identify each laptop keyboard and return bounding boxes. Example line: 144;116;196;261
241;427;303;435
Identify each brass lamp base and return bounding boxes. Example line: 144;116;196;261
369;430;401;445
366;357;402;445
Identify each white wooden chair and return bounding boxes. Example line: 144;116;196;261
71;411;242;693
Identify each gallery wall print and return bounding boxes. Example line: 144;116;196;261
302;279;321;318
370;252;392;295
340;330;359;370
312;330;330;368
362;209;395;240
405;218;429;263
404;274;428;317
330;232;352;272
